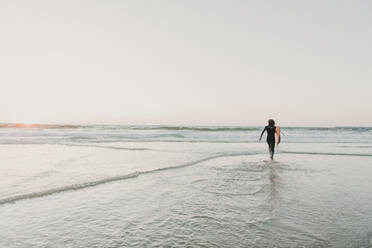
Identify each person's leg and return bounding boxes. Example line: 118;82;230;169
267;141;274;160
270;142;275;160
267;141;275;160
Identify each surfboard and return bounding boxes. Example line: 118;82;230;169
275;126;280;144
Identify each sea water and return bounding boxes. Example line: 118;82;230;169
0;125;372;247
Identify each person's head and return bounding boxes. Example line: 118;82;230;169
268;119;275;127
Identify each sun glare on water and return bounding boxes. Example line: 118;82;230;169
15;123;39;128
0;123;40;128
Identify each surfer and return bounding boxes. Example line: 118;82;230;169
259;119;280;160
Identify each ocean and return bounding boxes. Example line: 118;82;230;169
0;125;372;247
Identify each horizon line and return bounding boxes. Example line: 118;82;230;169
0;122;371;129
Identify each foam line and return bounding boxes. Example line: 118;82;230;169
60;144;181;153
0;172;140;205
0;152;260;206
61;143;151;151
141;152;255;174
281;151;372;157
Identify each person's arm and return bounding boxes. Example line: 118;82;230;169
259;127;266;141
276;126;281;145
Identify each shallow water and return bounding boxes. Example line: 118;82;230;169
0;126;372;247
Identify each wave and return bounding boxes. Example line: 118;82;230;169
337;145;372;148
0;124;262;131
61;144;151;151
130;126;261;132
2;149;371;205
0;172;140;205
153;133;186;138
2;138;372;146
0;123;81;129
283;126;372;132
69;133;186;142
1;123;371;132
281;151;372;157
131;126;371;132
66;139;259;144
0;152;260;206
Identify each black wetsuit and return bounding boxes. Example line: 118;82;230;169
262;126;276;157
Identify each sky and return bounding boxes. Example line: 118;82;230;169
0;0;371;126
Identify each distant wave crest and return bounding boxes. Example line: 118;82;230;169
1;124;371;132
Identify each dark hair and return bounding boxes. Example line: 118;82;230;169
268;119;275;127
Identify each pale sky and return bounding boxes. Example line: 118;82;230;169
1;0;371;126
